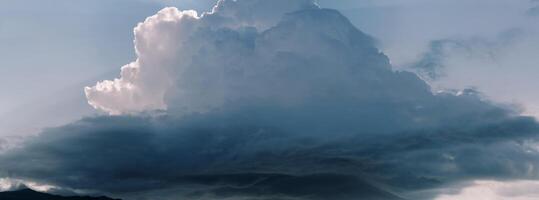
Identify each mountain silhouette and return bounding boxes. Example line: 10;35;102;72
0;188;120;200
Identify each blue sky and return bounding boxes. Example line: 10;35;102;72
0;0;159;135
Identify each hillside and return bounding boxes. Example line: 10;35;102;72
0;188;120;200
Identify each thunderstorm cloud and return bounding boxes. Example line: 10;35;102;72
2;0;539;200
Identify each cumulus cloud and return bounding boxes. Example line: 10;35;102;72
3;0;539;200
85;0;319;115
84;8;200;115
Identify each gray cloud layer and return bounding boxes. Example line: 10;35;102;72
2;0;539;200
2;100;538;200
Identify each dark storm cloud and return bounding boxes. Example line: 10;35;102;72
0;114;408;200
1;99;538;200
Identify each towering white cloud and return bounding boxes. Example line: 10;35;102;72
85;0;318;115
85;8;200;115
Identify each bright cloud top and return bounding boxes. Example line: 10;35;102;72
85;0;318;115
85;8;200;115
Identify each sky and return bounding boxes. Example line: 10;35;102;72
1;0;539;200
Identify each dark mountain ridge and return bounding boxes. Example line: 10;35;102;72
0;188;120;200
